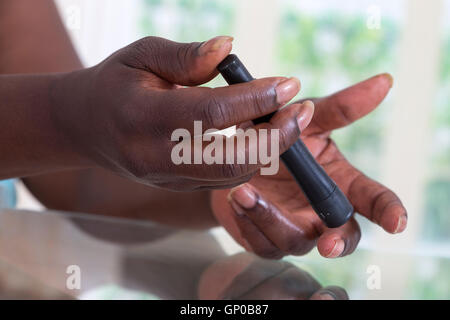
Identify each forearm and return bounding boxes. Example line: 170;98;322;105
0;0;82;73
0;0;90;179
0;0;87;176
0;73;89;179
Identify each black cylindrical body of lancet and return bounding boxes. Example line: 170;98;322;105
218;54;354;228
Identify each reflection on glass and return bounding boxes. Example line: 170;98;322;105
0;210;348;300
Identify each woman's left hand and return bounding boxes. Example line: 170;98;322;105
211;74;408;259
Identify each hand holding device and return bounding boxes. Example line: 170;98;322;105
218;54;353;228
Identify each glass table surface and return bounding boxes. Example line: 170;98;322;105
0;209;448;300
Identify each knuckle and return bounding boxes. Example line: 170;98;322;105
255;207;277;226
249;89;272;115
176;43;198;83
282;236;312;256
334;97;353;125
125;37;158;68
250;79;280;111
277;120;299;150
202;93;227;128
133;36;154;53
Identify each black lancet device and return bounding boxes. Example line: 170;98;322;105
218;54;353;228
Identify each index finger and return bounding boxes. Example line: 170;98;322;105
161;77;301;133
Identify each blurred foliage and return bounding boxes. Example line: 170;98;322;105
278;12;398;87
277;10;400;179
432;34;450;165
141;0;234;42
421;31;450;242
408;258;450;299
422;179;450;241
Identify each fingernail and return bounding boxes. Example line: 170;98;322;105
394;215;408;233
229;184;257;209
229;199;246;216
319;292;337;300
276;77;301;105
326;239;345;258
382;73;394;88
199;36;234;55
310;288;339;300
297;100;315;132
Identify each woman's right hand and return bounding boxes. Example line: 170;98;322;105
53;36;309;191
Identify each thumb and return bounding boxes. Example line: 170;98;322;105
121;35;233;86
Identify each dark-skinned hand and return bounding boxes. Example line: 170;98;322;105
52;36;309;191
211;74;408;259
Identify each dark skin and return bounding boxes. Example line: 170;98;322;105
52;37;311;191
0;0;208;228
0;0;214;229
1;22;305;189
0;0;407;255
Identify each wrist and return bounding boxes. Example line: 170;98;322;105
48;69;96;169
0;73;93;179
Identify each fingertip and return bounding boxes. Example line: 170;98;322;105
309;291;336;300
197;36;233;69
229;183;257;210
310;286;349;300
380;204;408;234
318;237;345;259
198;35;234;57
343;72;393;103
187;36;234;84
297;100;315;132
276;77;301;105
365;73;394;99
395;215;408;233
379;73;394;89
